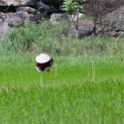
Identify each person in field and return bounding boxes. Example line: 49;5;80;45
36;53;53;72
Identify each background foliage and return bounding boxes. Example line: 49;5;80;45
0;21;124;58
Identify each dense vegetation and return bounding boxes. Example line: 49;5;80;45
0;21;124;123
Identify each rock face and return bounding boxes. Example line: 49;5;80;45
0;6;37;39
0;0;124;39
50;13;84;23
105;6;124;37
7;8;36;28
0;20;9;39
0;0;63;6
66;20;94;37
49;12;93;38
0;0;60;38
0;0;37;6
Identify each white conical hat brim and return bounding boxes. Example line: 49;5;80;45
36;53;51;63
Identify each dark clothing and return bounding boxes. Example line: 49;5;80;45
36;58;53;71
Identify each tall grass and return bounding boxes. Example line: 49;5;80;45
0;21;124;58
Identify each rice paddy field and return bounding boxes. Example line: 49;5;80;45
0;54;124;124
0;22;124;123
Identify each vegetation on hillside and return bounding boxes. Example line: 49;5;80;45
0;21;124;57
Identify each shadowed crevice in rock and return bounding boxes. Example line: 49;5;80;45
0;6;16;12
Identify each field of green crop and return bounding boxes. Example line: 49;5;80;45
0;55;124;124
0;22;124;123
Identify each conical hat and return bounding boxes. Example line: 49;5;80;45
36;53;51;64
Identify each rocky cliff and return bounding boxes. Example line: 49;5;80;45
0;0;63;6
0;0;124;39
0;0;36;6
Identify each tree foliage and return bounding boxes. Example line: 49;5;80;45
62;0;84;14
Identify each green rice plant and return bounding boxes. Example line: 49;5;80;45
0;55;124;123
